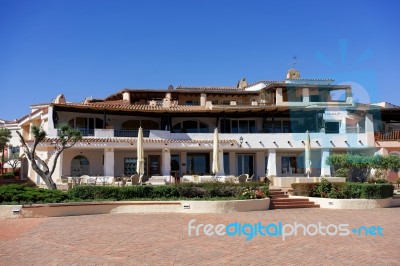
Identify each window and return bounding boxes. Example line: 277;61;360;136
172;120;209;133
264;121;282;133
236;154;254;177
71;155;90;176
185;100;200;106
223;153;230;175
124;157;148;176
186;153;210;175
122;120;159;130
124;158;137;176
310;95;320;102
325;122;340;134
171;154;180;171
281;156;304;174
231;120;256;133
68;117;103;136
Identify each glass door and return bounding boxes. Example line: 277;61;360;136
236;154;254;177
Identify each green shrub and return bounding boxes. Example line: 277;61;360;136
177;186;209;198
149;185;179;199
292;181;393;199
334;168;349;178
68;186;119;200
367;177;390;184
346;183;363;198
327;183;348;199
314;178;332;198
0;184;70;204
291;183;319;196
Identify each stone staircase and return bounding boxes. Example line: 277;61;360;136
269;188;320;209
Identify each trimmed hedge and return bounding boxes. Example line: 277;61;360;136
291;182;394;199
0;184;71;204
68;182;269;201
0;182;269;204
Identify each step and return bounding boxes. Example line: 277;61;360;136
271;204;320;209
271;198;311;203
270;195;289;199
269;192;286;196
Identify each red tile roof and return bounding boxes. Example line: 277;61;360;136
34;137;238;145
53;102;209;112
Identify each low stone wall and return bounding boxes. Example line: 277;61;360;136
0;199;270;218
180;198;269;213
273;177;346;188
290;196;398;209
0;205;23;219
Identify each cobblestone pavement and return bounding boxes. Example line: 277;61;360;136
0;208;399;265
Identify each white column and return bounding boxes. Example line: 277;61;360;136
320;149;331;177
275;88;283;105
52;151;63;182
255;151;265;181
302;88;310;103
346;88;353;104
162;148;171;180
365;114;375;146
103;148;114;176
267;149;277;177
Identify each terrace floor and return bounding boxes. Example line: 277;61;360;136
0;208;399;265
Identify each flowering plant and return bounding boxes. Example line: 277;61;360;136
241;188;265;199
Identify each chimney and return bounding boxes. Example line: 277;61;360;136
237;78;248;89
286;69;300;79
123;91;131;103
163;92;172;108
200;93;207;106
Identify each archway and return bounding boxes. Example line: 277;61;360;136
71;155;90;177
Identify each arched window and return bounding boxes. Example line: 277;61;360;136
71;155;90;177
172;120;209;133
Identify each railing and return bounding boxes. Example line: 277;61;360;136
375;130;400;141
114;130;150;137
58;129;94;136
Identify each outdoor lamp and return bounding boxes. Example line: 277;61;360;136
239;136;243;147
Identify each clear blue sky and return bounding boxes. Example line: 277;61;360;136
1;0;399;120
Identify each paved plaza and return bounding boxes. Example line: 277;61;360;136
0;208;399;265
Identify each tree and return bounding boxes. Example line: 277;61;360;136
326;153;382;182
0;127;12;175
17;124;82;190
375;154;400;179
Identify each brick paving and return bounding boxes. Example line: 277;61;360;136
0;208;399;265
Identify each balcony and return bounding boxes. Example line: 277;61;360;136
375;131;400;141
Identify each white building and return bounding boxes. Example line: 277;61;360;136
10;68;400;185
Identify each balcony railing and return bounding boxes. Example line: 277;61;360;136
114;130;150;137
58;128;94;137
375;130;400;141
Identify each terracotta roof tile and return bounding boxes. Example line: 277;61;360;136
35;137;238;145
53;102;210;112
